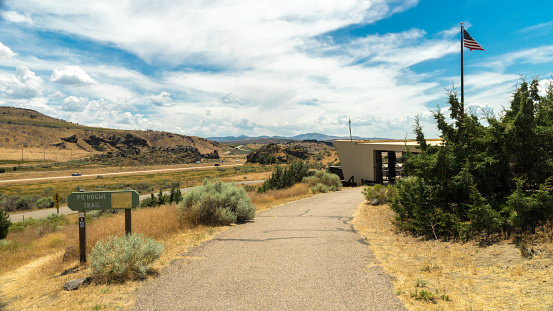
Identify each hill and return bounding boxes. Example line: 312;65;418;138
0;106;224;165
208;132;390;143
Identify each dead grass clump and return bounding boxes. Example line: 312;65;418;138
0;229;71;274
249;183;311;211
353;203;553;311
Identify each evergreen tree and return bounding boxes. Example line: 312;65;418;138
393;78;553;239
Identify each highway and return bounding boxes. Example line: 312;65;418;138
0;163;244;184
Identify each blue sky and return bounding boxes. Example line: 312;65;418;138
1;0;552;139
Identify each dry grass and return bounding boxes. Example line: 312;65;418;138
0;147;92;163
0;164;270;198
0;182;316;310
353;202;553;311
249;183;312;211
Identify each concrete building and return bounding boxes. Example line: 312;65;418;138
334;139;442;184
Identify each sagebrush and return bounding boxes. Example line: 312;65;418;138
362;184;396;204
303;171;342;193
178;179;255;225
89;233;164;283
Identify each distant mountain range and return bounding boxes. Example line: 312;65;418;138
207;132;390;142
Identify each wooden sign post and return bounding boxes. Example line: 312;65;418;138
67;190;139;264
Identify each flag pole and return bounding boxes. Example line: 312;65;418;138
348;117;352;141
460;22;464;107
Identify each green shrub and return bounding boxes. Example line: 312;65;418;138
15;195;37;211
7;214;68;235
42;187;53;196
362;184;396;204
140;193;158;208
303;171;342;193
394;79;553;238
178;179;255;225
0;167;5;173
310;183;330;193
257;161;309;193
0;239;20;251
89;233;164;283
0;208;10;239
36;197;55;209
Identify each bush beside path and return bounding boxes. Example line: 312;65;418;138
133;187;405;310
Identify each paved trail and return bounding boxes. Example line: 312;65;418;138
133;187;405;310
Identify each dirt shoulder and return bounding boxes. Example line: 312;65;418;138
353;202;553;311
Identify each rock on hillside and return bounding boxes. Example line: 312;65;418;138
246;143;310;164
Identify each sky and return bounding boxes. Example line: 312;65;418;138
1;0;553;139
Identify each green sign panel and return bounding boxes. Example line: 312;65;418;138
67;190;139;211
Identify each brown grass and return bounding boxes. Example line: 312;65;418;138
0;164;271;198
353;202;553;311
0;182;316;310
0;147;92;163
249;183;312;211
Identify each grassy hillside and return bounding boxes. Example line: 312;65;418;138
0;106;224;164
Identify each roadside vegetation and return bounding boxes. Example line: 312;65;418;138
354;201;553;310
178;179;256;225
0;176;315;310
394;78;553;239
0;164;270;211
355;78;553;310
303;170;342;193
256;161;309;193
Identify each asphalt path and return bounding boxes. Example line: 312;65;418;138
7;180;264;223
133;187;405;311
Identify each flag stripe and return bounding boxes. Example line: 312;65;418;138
463;29;484;51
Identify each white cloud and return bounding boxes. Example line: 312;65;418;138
0;10;33;24
50;65;95;85
14;0;419;68
0;66;43;99
150;91;171;106
62;96;87;112
4;1;550;139
0;42;16;58
479;46;553;72
49;90;65;98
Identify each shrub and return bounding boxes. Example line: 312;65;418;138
7;214;69;235
178;179;255;226
1;195;20;212
303;170;342;193
310;183;330;193
0;208;10;239
42;187;53;196
89;233;164;283
362;184;396;204
0;167;5;173
15;195;37;211
0;239;19;251
140;193;158;208
394;78;553;238
36;197;55;209
257;161;309;193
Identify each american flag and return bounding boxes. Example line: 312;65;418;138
463;29;484;51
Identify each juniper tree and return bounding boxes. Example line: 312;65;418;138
393;78;553;239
